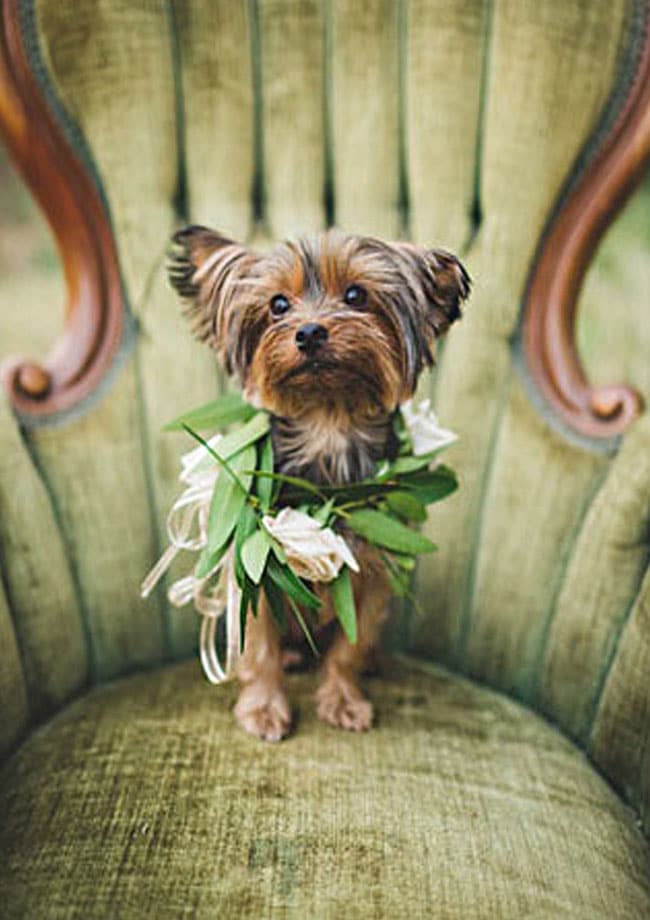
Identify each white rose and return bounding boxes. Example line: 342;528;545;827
400;399;457;456
262;508;359;582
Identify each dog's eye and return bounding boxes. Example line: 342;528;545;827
270;294;291;317
343;284;368;309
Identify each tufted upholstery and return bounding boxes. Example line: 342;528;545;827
1;1;649;915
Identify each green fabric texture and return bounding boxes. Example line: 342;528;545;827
2;658;649;920
1;0;650;911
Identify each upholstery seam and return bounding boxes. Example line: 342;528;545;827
0;530;30;718
433;0;493;398
139;0;189;658
397;0;410;239
132;340;174;662
528;459;611;709
586;553;650;748
165;0;189;223
322;0;335;227
455;366;513;664
248;0;266;231
462;0;494;255
20;428;98;682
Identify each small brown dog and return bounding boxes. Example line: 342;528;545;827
168;227;469;741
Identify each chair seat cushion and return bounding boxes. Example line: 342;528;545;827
1;657;649;919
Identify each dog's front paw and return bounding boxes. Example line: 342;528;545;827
316;676;373;732
234;684;292;742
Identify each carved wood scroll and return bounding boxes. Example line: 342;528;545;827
0;0;126;425
521;1;650;441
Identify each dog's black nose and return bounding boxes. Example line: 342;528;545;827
295;323;328;355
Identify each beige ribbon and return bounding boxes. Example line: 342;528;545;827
141;432;366;684
140;434;242;683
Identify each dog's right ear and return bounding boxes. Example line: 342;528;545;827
167;226;257;372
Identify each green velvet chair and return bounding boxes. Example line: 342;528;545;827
1;1;650;916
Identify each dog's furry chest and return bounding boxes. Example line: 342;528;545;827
271;413;398;485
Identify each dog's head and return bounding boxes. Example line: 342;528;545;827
168;227;470;418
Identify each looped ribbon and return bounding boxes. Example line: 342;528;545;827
140;434;242;683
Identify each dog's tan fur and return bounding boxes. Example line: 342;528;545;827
168;227;469;740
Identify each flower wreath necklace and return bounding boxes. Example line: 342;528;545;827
141;394;458;682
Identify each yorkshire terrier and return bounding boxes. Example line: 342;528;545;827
168;227;469;741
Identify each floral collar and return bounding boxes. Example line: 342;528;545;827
141;394;458;682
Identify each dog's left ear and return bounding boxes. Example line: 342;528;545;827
167;225;260;375
396;243;471;339
379;241;470;393
421;248;471;337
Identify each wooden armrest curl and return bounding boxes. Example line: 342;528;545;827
521;0;650;441
0;0;126;426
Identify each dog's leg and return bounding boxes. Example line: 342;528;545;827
281;648;305;670
315;567;390;732
234;595;292;742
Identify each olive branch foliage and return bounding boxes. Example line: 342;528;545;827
165;393;457;655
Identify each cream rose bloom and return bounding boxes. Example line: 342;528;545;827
400;398;457;456
262;508;359;582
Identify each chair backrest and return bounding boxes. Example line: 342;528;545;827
1;0;649;829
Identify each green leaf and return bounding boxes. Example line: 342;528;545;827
285;595;320;658
255;434;274;511
243;468;326;500
213;411;270;460
164;393;256;431
385;565;412;597
345;509;437;554
263;574;288;630
235;503;258;545
400;463;456;483
392;410;408;448
266;555;322;610
195;542;228;579
182;423;262;499
384;452;437;476
268;533;288;565
309;479;399;503
400;465;458;504
381;553;414;596
234;503;259;586
249;582;259;618
385;491;428;522
390;553;416;571
238;575;259;652
330;566;357;643
312;498;335;525
206;444;256;555
239;579;250;653
241;527;271;585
